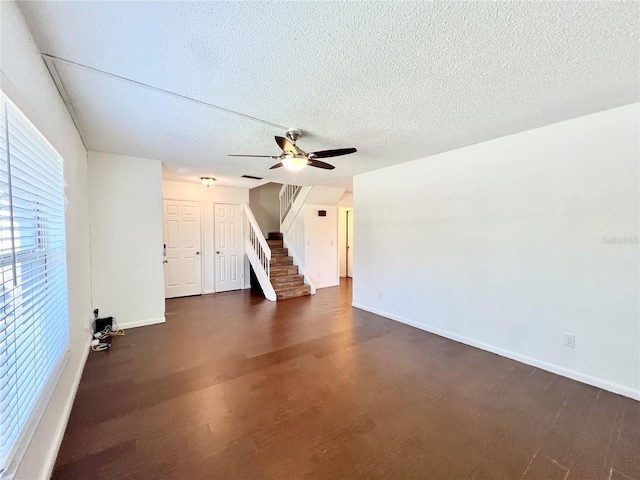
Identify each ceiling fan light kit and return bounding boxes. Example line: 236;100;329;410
200;177;216;187
229;128;357;171
282;155;308;171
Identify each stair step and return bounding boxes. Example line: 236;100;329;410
271;274;303;285
276;284;311;300
268;232;283;240
270;265;298;277
272;278;304;290
271;247;288;257
274;281;305;291
270;256;293;266
267;239;283;248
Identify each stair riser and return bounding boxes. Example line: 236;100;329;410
270;257;293;266
270;266;298;277
271;274;303;285
274;281;304;291
277;293;310;300
271;248;288;256
276;287;311;300
267;240;283;248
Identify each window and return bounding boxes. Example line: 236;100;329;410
0;93;69;475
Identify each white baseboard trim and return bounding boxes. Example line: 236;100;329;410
203;289;215;295
314;282;340;289
352;302;640;401
117;316;166;330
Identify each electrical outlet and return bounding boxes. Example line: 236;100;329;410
563;333;576;348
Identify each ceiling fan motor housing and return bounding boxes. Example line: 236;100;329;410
285;128;302;144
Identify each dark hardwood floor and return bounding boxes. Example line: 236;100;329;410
54;279;640;479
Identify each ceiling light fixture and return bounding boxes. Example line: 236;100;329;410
200;177;216;187
281;155;308;171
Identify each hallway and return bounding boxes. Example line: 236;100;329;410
54;280;639;479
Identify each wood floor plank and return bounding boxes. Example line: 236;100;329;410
53;279;640;479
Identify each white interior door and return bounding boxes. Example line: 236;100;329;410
163;200;202;298
346;209;354;278
214;204;243;292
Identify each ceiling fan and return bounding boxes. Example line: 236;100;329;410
229;129;357;171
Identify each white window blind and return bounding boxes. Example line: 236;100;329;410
0;94;69;475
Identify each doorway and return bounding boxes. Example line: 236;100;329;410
339;207;353;278
163;200;202;298
346;209;353;278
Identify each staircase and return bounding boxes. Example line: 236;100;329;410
267;232;311;300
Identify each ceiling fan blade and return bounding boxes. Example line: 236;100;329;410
308;159;335;170
228;154;280;158
309;148;357;159
275;136;298;154
269;162;284;169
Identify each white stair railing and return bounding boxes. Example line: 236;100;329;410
279;184;302;224
243;202;276;301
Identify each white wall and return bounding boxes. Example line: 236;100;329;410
306;185;346;205
305;204;339;288
249;182;281;237
89;152;165;328
162;180;250;292
353;103;640;399
1;2;93;478
284;200;306;278
338;192;353;208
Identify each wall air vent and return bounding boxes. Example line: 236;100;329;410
241;175;263;180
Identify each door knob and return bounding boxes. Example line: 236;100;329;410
196;251;200;255
216;251;220;254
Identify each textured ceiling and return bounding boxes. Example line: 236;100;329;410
16;1;640;190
